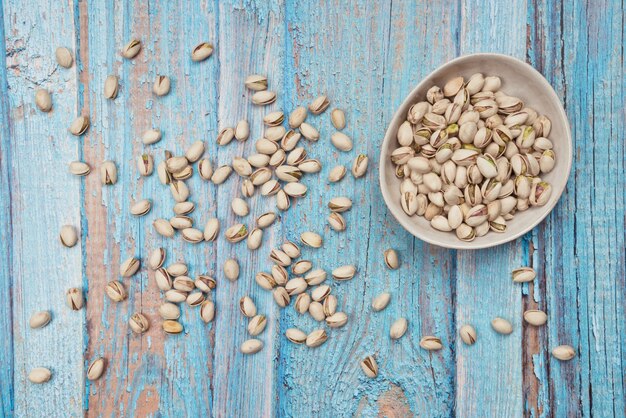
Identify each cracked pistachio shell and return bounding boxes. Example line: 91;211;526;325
328;196;352;212
245;74;268;91
211;165;232;184
105;280;127;302
248;314;267;336
148;248;166;270
100;160;117;185
69;115;90;136
552;345;576;361
512;267;536;283
295;293;311;314
120;257;140;277
29;367;52;384
182;228;204;243
252;90;276;105
299;122;319;141
165;289;187;303
360;355;378;378
225;223;248;243
187;292;206;307
247;228;263;250
326;312;348;328
419;336;443;350
29;311;51;329
332;265;356;281
121;39;141;59
383;249;399;269
305;269;327;286
69;161;91;176
273;287;290;307
327;212;346;231
35;89;52;112
352;154;369;178
191;42;213;61
255;272;276;290
129;313;150;334
60;225;78;247
459;324;477;345
55;46;73;68
283;182;307;197
309;95;330;114
263;110;284;126
285;328;307;344
328;165;347;183
153;75;171;96
239;296;257;318
300;231;322;248
103;75;119;99
224;258;240;281
390;318;408;339
87;357;106;381
305;329;328;348
491;317;513;334
256;211;276;229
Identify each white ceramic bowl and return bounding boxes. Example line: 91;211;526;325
379;53;572;249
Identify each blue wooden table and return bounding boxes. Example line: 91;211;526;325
1;0;624;416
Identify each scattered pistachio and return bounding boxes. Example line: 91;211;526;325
551;345;576;361
390;318;408;339
129;313;149;334
100;160;117;185
371;292;391;312
191;42;213;61
163;320;183;334
240;339;263;354
524;309;548;326
87;358;105;381
360;355;378;378
66;288;84;310
459;324;477;345
103;75;119;99
491;317;513;334
29;311;51;329
224;258;240;281
35;89;52;112
60;225;78;247
245;74;268;91
419;336;443;350
121;39;141;59
305;329;328;348
55;46;73;68
69;115;90;136
330;108;346;130
153;75;171;96
28;367;52;384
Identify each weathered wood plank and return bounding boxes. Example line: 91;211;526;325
530;0;626;417
0;6;15;416
211;1;285;416
455;0;528;416
3;0;85;416
278;1;458;416
82;0;220;415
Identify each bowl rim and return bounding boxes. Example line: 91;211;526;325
378;53;573;250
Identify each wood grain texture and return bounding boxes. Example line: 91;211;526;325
1;0;625;417
0;5;14;416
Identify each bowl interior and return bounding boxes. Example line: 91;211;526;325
379;54;572;249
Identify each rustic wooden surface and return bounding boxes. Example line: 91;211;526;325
1;0;624;417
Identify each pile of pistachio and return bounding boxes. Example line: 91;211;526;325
28;43;576;386
392;74;556;241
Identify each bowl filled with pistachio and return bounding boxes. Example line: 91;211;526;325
379;53;572;249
